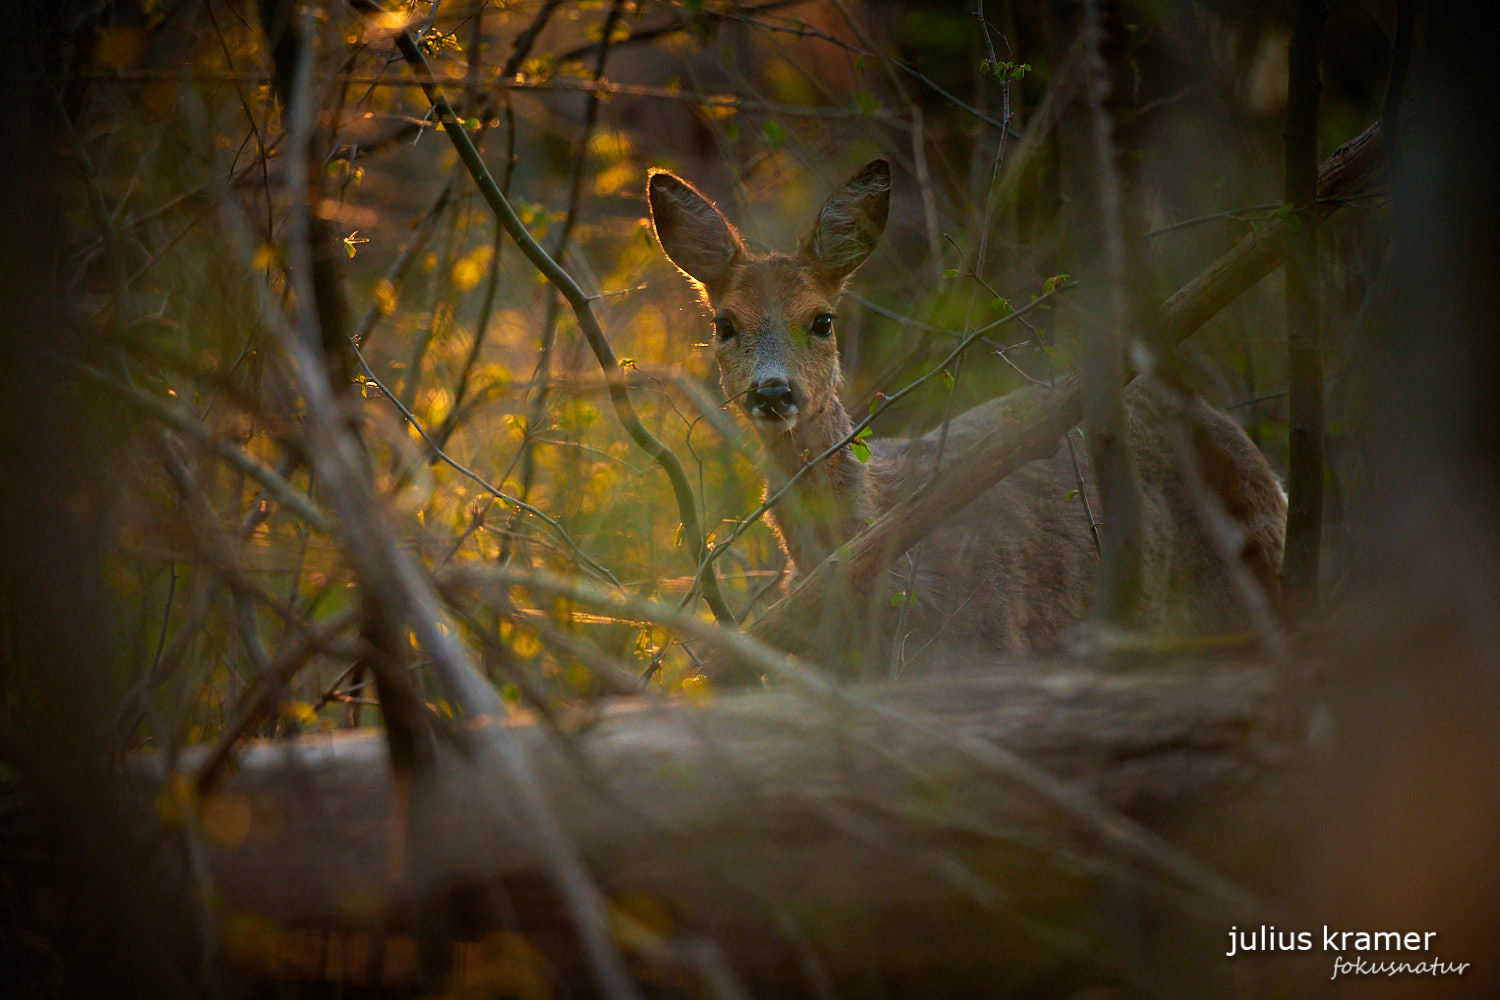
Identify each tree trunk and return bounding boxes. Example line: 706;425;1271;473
1281;0;1329;612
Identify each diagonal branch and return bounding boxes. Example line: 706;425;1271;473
687;284;1075;601
445;562;1272;920
238;12;647;996
734;118;1386;671
375;11;736;625
77;365;335;534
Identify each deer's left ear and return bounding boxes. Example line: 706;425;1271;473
799;159;890;287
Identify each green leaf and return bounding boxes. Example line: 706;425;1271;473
991;296;1012;315
889;591;906;608
942;268;960;280
855;425;873;440
1064;489;1079;501
938;369;955;390
760;118;786;149
852;440;871;463
1042;273;1070;294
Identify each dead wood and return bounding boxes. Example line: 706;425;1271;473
145;658;1302;997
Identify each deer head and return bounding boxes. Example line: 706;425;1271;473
648;160;890;435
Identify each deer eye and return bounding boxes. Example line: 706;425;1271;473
809;313;834;338
713;316;736;341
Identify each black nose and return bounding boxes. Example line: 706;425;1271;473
747;380;794;412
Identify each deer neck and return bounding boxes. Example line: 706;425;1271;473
758;395;878;571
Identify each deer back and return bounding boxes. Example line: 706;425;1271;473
647;162;1287;667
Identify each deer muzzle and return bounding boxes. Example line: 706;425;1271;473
746;378;799;427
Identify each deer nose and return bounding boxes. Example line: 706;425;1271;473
747;379;795;415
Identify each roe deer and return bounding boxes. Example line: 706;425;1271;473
648;160;1287;662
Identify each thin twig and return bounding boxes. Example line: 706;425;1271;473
195;608;361;797
690;282;1078;596
1145;202;1282;238
223;19;646;989
551;0;801;64
448;562;1270;920
78;67;913;120
347;340;621;585
741;116;1387;667
723;8;1016;133
379;16;735;625
507;0;627;565
74;363;336;533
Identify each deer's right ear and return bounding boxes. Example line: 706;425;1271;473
647;170;743;297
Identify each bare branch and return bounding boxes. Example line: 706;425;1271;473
77;365;335;534
738;118;1386;671
377;15;736;625
348;340;621;585
442;562;1272;920
689;285;1077;595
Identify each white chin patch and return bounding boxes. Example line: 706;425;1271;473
751;408;799;432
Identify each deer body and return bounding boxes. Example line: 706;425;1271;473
649;162;1286;660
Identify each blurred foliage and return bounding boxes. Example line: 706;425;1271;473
31;0;1393;755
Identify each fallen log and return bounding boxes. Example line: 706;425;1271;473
147;658;1303;997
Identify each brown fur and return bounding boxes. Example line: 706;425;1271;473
649;161;1287;661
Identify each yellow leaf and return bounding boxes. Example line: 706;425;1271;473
451;245;494;291
698;96;740;120
511;627;542;659
374;279;397;315
681;674;712;705
200;793;253;848
586;132;634;159
277;700;318;728
593;161;636;196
